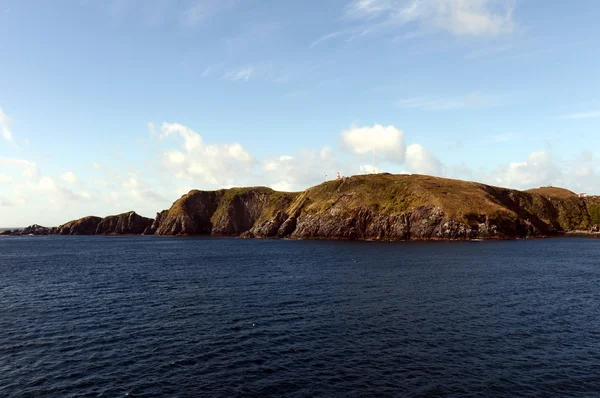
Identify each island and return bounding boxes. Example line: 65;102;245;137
3;174;600;241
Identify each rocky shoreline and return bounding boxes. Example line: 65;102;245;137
2;174;598;242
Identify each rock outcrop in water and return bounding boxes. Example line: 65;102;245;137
56;212;153;235
0;224;56;236
6;174;597;241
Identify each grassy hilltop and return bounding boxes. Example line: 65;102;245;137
149;173;591;240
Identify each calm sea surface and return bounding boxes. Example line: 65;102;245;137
1;236;600;397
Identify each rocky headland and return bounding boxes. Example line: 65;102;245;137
4;174;600;241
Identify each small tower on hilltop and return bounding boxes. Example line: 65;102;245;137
372;149;377;174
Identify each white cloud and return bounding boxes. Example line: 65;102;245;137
405;144;445;176
0;174;12;184
34;176;92;202
360;164;379;174
60;172;78;184
154;122;255;187
0;196;13;207
5;175;94;212
121;174;167;202
0;108;15;145
561;111;600;120
0;158;40;179
492;150;562;189
158;122;202;151
341;124;406;163
224;67;254;82
262;147;340;191
344;0;515;37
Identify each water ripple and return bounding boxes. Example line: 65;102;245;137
1;236;600;397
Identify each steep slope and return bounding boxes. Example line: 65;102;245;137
57;216;102;235
154;188;298;236
95;211;154;235
584;196;600;226
57;212;154;235
151;174;591;240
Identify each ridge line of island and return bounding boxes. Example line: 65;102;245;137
3;174;600;241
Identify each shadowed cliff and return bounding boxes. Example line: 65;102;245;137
56;212;153;235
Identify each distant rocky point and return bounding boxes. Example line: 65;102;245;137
1;224;56;236
4;174;600;241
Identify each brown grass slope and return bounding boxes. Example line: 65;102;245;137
152;174;591;240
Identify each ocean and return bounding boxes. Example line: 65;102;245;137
1;236;600;397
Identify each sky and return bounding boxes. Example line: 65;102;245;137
1;0;599;227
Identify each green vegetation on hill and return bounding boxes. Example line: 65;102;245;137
585;197;600;225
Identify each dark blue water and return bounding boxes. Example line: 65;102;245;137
1;237;600;397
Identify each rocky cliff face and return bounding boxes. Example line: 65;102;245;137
57;216;102;235
0;224;56;236
151;174;592;241
154;188;298;236
57;212;154;235
154;190;224;235
11;174;594;241
95;211;154;235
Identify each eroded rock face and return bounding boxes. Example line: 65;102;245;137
145;210;168;235
290;206;466;240
212;191;273;236
95;211;154;235
57;217;102;235
55;212;154;235
153;188;297;237
1;225;56;235
23;174;596;241
155;191;223;235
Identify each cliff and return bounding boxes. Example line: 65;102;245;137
57;212;153;235
154;188;297;236
8;174;596;241
95;211;154;235
57;216;102;235
0;224;56;236
151;174;590;240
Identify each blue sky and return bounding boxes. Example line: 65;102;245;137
1;0;599;226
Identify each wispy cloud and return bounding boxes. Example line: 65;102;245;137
221;65;291;84
310;31;347;48
201;66;214;78
182;0;237;27
561;111;600;120
464;43;515;59
395;92;501;110
0;108;16;146
223;67;254;82
344;0;517;38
